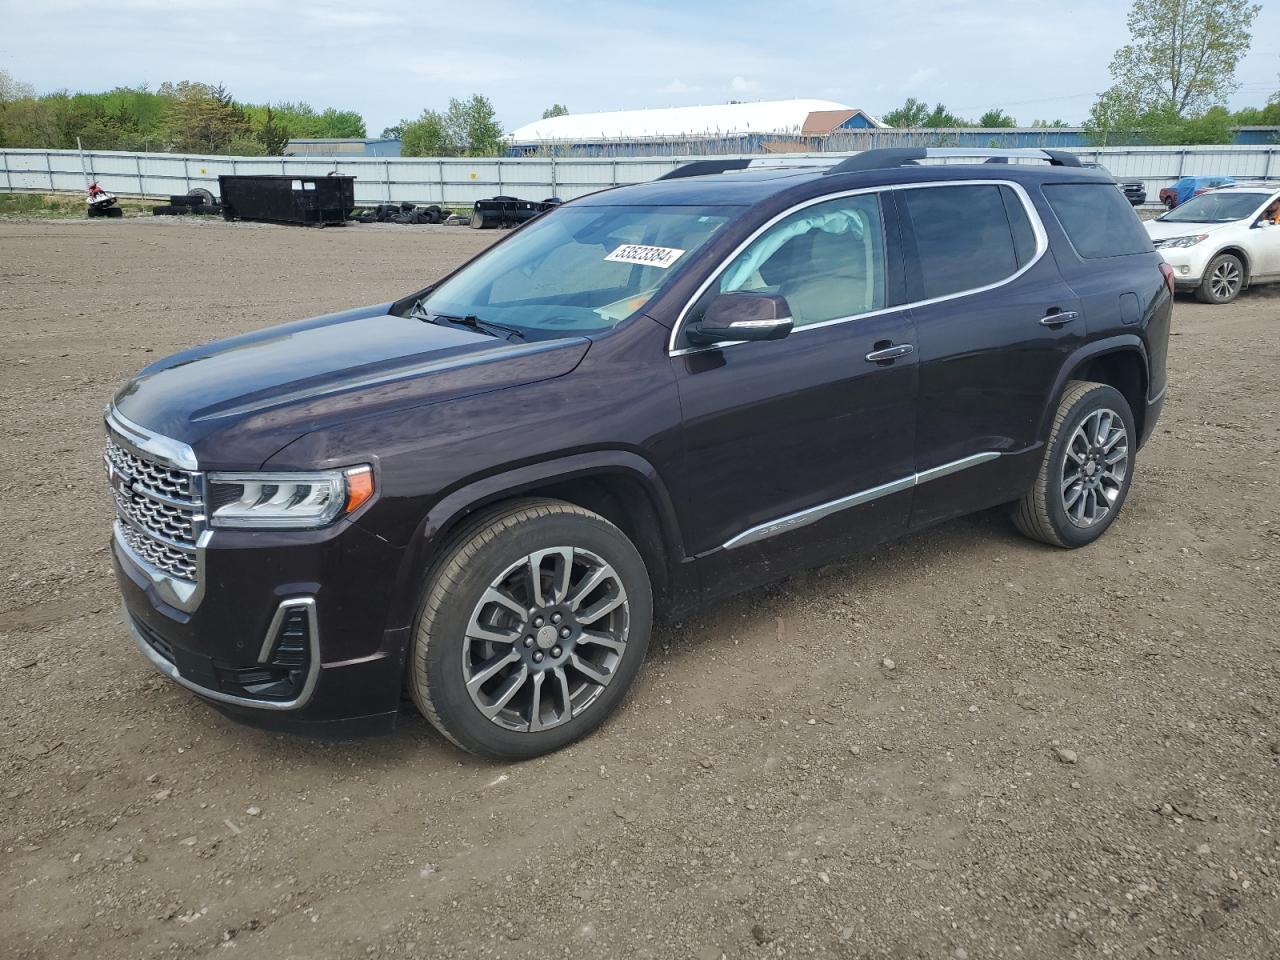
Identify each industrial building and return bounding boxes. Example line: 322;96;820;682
283;137;402;158
506;100;885;156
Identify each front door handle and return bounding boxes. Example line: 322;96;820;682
865;343;914;363
1039;310;1079;327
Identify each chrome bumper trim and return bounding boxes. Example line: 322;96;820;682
114;521;208;612
127;597;322;712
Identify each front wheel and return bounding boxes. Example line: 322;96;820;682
1195;253;1244;304
1013;381;1136;548
408;499;652;760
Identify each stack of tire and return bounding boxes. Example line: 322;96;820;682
152;188;223;217
354;202;446;225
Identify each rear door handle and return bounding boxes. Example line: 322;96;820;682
865;343;914;363
1039;310;1079;326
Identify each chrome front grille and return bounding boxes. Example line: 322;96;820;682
106;432;203;583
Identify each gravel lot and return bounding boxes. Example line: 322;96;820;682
2;217;1279;960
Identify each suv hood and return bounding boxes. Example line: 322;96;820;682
112;302;590;469
1144;218;1234;240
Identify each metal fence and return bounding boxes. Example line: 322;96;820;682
2;144;1278;208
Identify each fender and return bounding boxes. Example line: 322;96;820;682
1037;334;1150;444
383;449;688;631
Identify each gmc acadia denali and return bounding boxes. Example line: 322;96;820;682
106;148;1172;759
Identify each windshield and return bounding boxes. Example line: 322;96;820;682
1159;191;1271;223
416;204;741;340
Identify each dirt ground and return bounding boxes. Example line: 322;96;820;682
2;217;1279;960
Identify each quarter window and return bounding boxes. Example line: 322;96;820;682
1042;183;1152;259
900;184;1023;300
714;193;887;328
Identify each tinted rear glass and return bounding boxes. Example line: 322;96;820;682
1043;183;1152;259
901;184;1019;300
1000;186;1037;267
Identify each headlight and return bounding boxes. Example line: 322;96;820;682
1155;234;1208;249
207;465;374;529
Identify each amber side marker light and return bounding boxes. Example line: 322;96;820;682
345;466;375;514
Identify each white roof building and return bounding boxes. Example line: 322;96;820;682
508;99;885;145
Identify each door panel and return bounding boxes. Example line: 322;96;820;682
896;183;1084;528
672;309;918;579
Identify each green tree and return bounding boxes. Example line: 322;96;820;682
256;106;289;154
922;103;969;128
160;81;249;152
226;135;268;156
977;109;1016;127
1030;118;1069;127
400;110;454;156
1098;0;1261;118
882;97;930;127
316;107;366;138
445;94;503;156
541;103;569;119
381;122;405;139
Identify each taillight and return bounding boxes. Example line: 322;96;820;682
1159;262;1176;296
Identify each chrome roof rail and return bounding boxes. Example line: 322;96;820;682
657;157;839;180
824;147;1082;175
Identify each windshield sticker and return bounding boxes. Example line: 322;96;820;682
605;244;685;269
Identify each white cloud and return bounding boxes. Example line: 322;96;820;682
730;76;761;93
660;79;698;94
901;67;939;93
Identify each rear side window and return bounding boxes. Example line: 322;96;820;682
1000;186;1037;267
1043;183;1152;259
900;184;1020;300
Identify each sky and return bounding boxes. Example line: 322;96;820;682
2;0;1278;135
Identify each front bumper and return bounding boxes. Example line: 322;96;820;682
114;513;413;734
1153;246;1211;288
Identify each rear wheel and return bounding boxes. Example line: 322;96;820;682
408;499;652;760
1013;381;1135;548
1195;253;1244;304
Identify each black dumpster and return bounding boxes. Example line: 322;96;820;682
218;175;355;226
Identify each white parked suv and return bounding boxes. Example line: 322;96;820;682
1144;184;1280;304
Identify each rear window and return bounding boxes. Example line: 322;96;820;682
1043;183;1152;259
900;184;1021;300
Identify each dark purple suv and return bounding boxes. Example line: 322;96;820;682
107;148;1173;759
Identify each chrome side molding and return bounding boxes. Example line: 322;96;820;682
722;451;1001;550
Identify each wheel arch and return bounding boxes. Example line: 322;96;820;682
1207;245;1251;285
386;450;689;632
1042;337;1150;448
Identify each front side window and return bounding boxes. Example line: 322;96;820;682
420;204;741;340
711;193;887;328
900;184;1022;300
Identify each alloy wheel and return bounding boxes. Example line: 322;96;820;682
1060;408;1129;528
1210;259;1242;301
462;546;629;732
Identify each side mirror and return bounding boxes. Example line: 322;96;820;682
686;292;793;346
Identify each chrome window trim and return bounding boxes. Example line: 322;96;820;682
668;179;1049;357
721;451;1000;550
130;597;321;711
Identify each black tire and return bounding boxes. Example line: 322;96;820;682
104;206;124;218
408;499;653;760
1194;252;1245;304
1012;381;1137;549
152;205;180;216
187;187;216;208
1164;197;1175;210
86;205;105;217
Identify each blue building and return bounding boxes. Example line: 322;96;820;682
1231;126;1280;145
283;138;402;158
